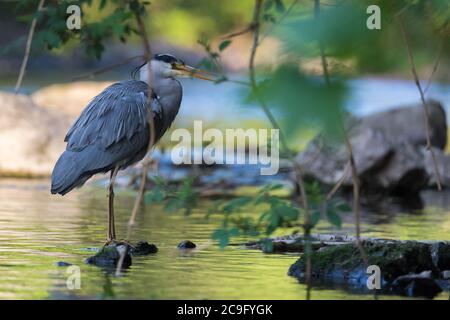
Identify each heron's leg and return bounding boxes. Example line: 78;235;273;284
107;167;119;242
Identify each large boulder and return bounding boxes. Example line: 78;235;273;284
32;81;113;119
296;101;448;195
0;91;71;177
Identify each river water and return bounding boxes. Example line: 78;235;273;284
0;179;449;300
0;76;449;299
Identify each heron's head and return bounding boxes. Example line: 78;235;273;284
137;53;215;82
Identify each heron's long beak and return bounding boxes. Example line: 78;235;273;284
176;65;216;81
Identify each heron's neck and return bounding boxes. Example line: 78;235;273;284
151;76;182;112
139;63;183;115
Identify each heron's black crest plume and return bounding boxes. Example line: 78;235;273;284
154;53;185;65
131;54;185;80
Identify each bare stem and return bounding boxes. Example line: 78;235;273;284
258;0;300;45
343;135;368;265
15;0;45;93
221;25;254;39
249;0;290;153
72;55;145;81
423;39;444;95
315;0;367;265
314;0;330;85
248;0;312;298
116;8;156;275
397;16;442;190
326;160;350;201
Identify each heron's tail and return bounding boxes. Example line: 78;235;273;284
51;151;91;195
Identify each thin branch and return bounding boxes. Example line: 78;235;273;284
249;0;290;153
72;55;145;81
343;134;368;265
249;0;312;299
221;24;255;39
315;0;367;265
314;0;330;85
127;10;156;233
15;0;45;93
116;7;156;275
397;16;442;191
292;161;312;300
423;39;444;95
392;2;412;19
258;0;299;45
326;160;350;201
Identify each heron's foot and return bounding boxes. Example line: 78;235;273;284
103;239;135;249
103;238;117;247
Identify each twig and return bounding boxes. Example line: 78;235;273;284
326;160;350;200
248;0;312;299
397;16;442;190
249;0;290;153
116;8;156;276
314;0;330;85
315;0;367;265
221;25;255;39
293;162;312;300
72;55;145;81
343;135;368;265
392;2;412;19
423;39;444;95
15;0;45;93
258;0;299;45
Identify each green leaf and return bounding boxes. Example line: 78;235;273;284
219;39;231;51
212;229;229;248
274;0;285;13
164;198;182;213
336;202;352;213
264;0;273;12
326;210;342;228
311;210;321;227
262;239;274;253
222;196;252;213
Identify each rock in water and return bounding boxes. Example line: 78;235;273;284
288;240;450;298
130;241;158;255
85;243;132;269
32;81;113;119
296;100;447;195
391;271;442;299
177;240;196;249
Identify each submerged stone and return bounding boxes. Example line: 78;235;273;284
85;242;132;269
130;241;158;256
391;271;442;299
288;240;450;297
177;240;196;249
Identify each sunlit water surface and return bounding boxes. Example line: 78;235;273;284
0;179;450;300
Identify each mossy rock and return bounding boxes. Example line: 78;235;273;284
130;241;158;255
289;241;436;283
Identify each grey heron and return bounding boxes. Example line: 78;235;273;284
51;54;214;242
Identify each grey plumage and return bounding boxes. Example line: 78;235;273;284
51;79;181;195
50;54;213;241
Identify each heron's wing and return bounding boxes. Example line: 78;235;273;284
63;80;164;172
65;80;160;151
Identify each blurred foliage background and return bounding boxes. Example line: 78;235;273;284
0;0;448;78
0;0;449;247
